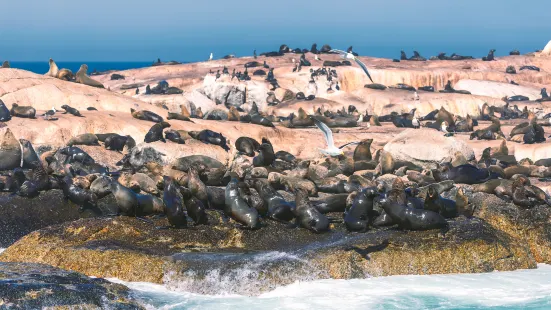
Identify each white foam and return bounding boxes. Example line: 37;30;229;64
115;264;551;309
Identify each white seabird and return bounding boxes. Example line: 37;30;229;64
209;53;213;61
310;116;345;156
329;49;374;82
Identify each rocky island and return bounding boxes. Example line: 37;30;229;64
1;42;551;304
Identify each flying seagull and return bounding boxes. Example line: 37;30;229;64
310;116;361;156
329;49;374;83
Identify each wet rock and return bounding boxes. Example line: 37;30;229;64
0;213;537;295
0;262;143;309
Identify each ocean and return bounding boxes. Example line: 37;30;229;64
8;61;154;75
118;264;551;309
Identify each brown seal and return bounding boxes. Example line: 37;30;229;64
45;58;74;81
67;133;100;147
75;64;105;88
10;104;36;118
228;106;240;121
369;114;382;126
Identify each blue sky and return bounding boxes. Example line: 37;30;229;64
1;0;549;61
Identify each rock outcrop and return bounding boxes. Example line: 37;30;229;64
0;262;143;309
383;128;475;168
0;207;542;296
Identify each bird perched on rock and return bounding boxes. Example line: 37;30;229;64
441;121;453;137
209;53;213;61
414;92;419;100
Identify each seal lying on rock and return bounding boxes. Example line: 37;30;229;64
10;104;36;119
189;130;230;151
131;109;163;123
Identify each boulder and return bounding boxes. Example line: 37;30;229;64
0;262;143;309
383;128;475;169
202;77;246;109
128;143;167;168
454;79;541;100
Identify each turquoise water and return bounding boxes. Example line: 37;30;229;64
115;264;551;309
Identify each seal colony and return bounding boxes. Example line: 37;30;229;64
1;43;551;287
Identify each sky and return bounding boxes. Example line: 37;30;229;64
1;0;549;62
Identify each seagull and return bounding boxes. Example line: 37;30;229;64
329;49;373;83
310;116;346;156
441;121;454;137
292;58;296;63
412;118;420;129
42;107;56;117
209;53;213;61
414;91;419;100
315;55;321;61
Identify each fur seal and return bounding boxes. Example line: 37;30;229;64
432;164;496;184
19;139;40;169
424;186;458;218
235;137;260;157
1;61;10;68
45;59;74;81
167;112;193;122
311;193;348;214
110;181;138;215
225;177;260;229
144;121;171;143
131;108;163;123
164;129;186;144
59;146;95;165
189;130;230;151
162;176;187;228
10;104;36;118
382;199;448;231
185;197;208;225
67;133;99;147
344;187;379;232
60;105;82;117
0;100;11;122
228;107;241;121
75;64;105;88
104;134;135;152
294;188;329;233
59;174;97;210
188;164;208;202
252;178;295;221
253;139;275;167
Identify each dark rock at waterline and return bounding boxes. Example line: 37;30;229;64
0;262;144;309
0;200;542;295
0;190;119;248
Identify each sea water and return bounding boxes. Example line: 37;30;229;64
113;264;551;310
8;61;153;75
